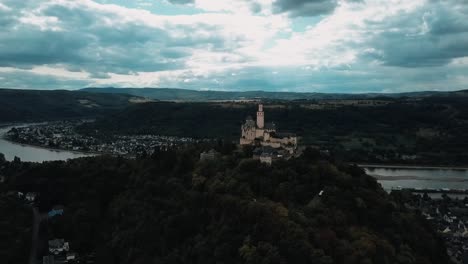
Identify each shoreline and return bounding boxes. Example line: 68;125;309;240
0;129;101;157
1;136;100;156
370;175;468;182
358;164;468;171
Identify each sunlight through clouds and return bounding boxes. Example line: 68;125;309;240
0;0;467;92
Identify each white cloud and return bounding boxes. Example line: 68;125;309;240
0;0;467;92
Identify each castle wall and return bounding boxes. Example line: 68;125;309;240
242;125;256;141
270;136;297;146
240;104;298;161
260;141;281;148
240;138;254;145
255;128;264;138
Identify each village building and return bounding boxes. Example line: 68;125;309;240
66;252;77;261
25;192;37;202
48;239;70;255
240;104;298;164
199;149;220;161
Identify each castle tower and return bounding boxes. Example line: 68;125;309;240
256;104;264;129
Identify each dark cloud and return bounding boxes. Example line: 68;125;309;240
0;71;91;90
362;0;468;67
273;0;338;17
169;64;468;93
0;0;467;93
0;1;228;76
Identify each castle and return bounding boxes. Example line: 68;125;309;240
240;104;298;164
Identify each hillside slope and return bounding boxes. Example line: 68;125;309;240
3;149;450;264
0;89;140;123
81;87;468;101
80;98;468;166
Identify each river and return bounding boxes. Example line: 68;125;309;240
364;166;468;191
2;124;468;190
0;125;94;162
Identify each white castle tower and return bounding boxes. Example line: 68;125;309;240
256;104;264;129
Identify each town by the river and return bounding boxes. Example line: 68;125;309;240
0;126;93;162
2;124;468;193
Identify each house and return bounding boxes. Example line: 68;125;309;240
26;192;38;202
48;205;65;218
66;252;77;261
200;149;219;161
259;152;273;165
48;239;69;255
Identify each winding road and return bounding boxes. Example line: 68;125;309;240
29;207;45;264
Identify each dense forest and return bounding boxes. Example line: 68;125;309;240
80;96;468;166
0;194;32;263
0;89;140;123
0;154;32;264
0;148;450;264
82;87;468;101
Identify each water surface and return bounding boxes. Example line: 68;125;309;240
365;166;468;190
0;125;94;162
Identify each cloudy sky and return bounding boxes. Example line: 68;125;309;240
0;0;467;93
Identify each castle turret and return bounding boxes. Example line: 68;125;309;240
256;104;264;129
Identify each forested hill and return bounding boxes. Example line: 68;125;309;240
0;88;144;123
1;148;449;264
81;87;468;101
80;96;468;165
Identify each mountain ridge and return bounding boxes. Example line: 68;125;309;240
81;87;468;101
0;88;142;123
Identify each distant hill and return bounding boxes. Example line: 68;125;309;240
81;87;468;101
0;88;143;123
80;96;468;166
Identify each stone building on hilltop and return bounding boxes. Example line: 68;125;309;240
240;104;298;163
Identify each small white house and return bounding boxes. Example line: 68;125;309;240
25;192;37;202
48;239;70;255
259;153;273;165
66;252;77;260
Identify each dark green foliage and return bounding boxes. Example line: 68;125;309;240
0;88;138;123
0;194;32;263
6;150;449;264
81;97;468;165
81;87;468;101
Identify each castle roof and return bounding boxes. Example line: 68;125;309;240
244;116;255;127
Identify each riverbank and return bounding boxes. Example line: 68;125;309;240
1;130;100;157
359;164;468;170
6;138;101;156
370;175;468;182
0;125;96;162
